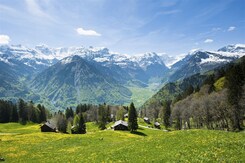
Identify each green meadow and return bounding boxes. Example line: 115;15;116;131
0;123;245;162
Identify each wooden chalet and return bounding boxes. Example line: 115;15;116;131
154;122;161;129
41;122;56;132
144;117;150;124
112;120;128;130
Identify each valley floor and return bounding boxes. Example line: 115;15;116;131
0;123;245;162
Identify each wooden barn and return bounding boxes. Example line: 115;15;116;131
144;117;150;124
112;120;128;130
154;122;161;129
41;122;56;132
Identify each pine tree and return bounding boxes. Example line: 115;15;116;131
78;113;86;134
18;99;28;124
69;107;74;118
72;113;86;134
98;104;107;130
226;64;244;131
0;100;11;123
37;104;47;123
11;104;19;122
128;102;138;132
163;100;171;129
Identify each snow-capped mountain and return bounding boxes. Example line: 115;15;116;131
31;55;132;107
0;44;58;71
0;43;244;110
217;44;245;53
158;54;185;68
169;44;245;81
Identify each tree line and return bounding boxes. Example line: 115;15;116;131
0;99;47;124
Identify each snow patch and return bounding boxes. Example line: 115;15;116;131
93;57;109;62
61;57;73;64
200;54;230;64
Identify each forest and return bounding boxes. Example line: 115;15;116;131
141;56;245;131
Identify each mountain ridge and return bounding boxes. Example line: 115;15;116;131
0;43;244;110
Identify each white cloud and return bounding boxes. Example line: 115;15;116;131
228;26;236;32
76;28;101;36
0;35;10;44
204;39;213;43
212;27;221;31
25;0;54;21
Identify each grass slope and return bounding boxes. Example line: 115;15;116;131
128;86;155;108
0;123;245;162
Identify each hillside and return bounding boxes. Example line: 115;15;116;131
141;73;209;111
142;55;244;113
31;55;132;108
0;123;244;162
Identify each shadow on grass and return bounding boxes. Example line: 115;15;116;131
131;131;147;137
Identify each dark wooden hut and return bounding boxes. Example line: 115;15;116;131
144;117;150;124
112;120;128;130
154;122;161;129
41;122;56;132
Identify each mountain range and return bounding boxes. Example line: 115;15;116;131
0;43;244;110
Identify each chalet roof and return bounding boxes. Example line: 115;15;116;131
154;122;160;126
42;121;56;129
112;120;128;127
144;117;149;121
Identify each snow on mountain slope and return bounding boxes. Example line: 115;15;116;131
0;44;57;71
159;54;185;68
1;43;244;75
218;44;245;53
169;45;245;82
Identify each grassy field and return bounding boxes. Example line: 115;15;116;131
0;123;245;162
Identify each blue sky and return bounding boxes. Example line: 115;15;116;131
0;0;244;56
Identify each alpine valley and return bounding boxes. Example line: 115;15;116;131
0;44;244;111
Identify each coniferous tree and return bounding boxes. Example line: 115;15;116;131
37;104;47;123
65;107;74;119
0;100;12;123
226;64;244;131
18;99;28;124
11;104;19;122
65;107;70;119
128;102;138;132
72;113;86;134
30;106;40;123
163;100;171;129
78;113;86;134
69;107;74;118
98;104;107;130
41;105;47;122
27;101;34;121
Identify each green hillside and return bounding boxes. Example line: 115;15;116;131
1;123;245;162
